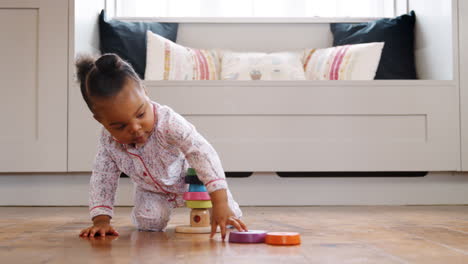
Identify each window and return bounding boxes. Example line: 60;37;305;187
112;0;408;19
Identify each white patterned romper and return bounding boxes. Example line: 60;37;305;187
89;101;242;231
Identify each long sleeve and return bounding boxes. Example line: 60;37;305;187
89;133;121;219
163;109;228;193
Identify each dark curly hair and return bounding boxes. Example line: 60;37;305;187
75;53;142;112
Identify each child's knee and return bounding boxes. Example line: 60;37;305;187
132;214;170;231
131;205;171;231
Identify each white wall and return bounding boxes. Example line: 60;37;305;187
68;0;105;171
409;0;456;80
460;0;468;171
177;23;332;52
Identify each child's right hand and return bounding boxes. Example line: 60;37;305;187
79;215;119;237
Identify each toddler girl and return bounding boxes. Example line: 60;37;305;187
76;53;247;240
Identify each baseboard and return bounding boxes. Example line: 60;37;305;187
0;172;467;206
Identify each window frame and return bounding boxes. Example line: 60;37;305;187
106;0;409;23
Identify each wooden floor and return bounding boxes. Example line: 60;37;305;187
0;206;467;264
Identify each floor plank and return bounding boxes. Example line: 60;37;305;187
0;206;467;264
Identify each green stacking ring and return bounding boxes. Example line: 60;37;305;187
186;200;212;209
185;168;203;184
187;168;197;176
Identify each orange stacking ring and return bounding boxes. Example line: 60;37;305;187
265;232;301;245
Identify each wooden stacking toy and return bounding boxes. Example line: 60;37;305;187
175;168;216;234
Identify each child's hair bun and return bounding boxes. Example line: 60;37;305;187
95;53;122;76
75;55;95;85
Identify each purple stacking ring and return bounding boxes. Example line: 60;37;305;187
228;230;268;243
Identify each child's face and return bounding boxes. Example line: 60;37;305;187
93;80;155;145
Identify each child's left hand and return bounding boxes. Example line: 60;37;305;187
209;189;248;240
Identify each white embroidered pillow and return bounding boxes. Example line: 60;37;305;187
221;51;306;80
145;31;220;80
303;42;384;80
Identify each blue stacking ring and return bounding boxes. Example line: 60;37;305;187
189;184;207;192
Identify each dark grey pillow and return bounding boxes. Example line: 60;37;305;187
331;11;417;79
99;10;178;79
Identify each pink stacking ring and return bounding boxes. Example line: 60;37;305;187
228;230;267;243
183;192;211;201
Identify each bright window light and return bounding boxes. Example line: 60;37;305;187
114;0;398;18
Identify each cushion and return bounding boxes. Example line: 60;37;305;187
99;10;178;79
221;51;306;80
145;31;220;80
303;42;384;80
330;11;417;79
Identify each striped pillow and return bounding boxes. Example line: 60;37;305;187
145;31;220;80
303;42;384;80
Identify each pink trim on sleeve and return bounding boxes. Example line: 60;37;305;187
206;178;225;186
90;205;113;211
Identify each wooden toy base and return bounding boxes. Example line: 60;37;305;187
175;225;220;234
